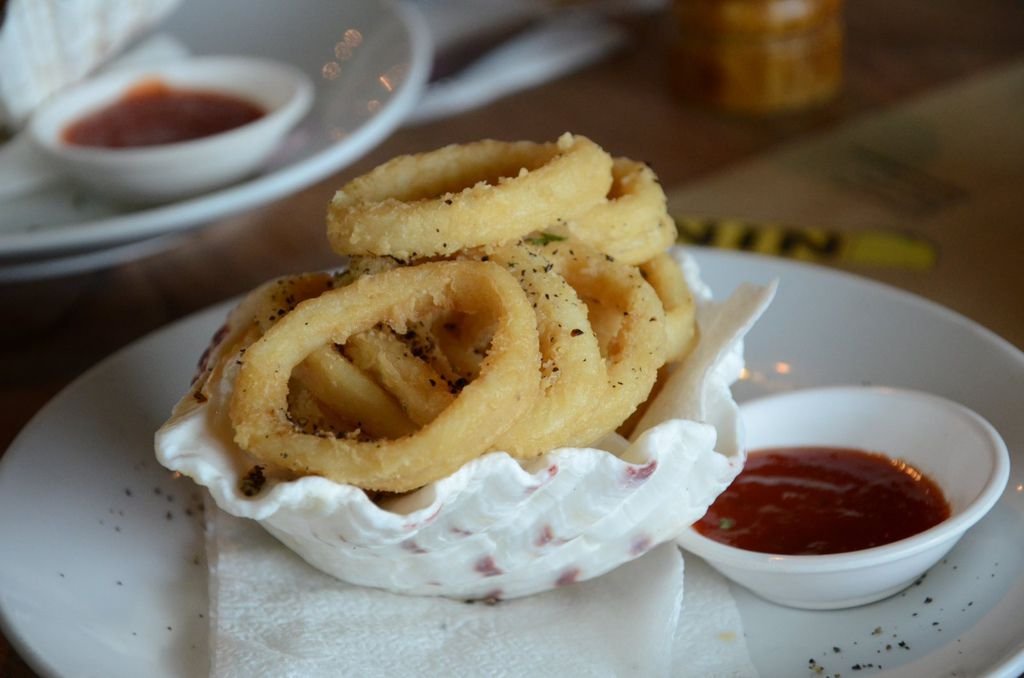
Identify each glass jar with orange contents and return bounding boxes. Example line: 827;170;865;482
670;0;843;114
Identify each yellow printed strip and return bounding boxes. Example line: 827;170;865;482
673;216;937;271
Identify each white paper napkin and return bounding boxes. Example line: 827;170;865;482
672;558;758;677
206;504;756;677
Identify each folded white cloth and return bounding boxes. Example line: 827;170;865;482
206;504;757;677
0;0;181;128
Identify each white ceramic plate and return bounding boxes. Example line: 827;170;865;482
1;250;1022;677
0;0;430;268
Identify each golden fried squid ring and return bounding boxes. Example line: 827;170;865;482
243;273;416;440
541;242;668;441
326;133;613;259
285;383;354;437
336;254;404;286
292;347;415;439
432;310;495;381
289;261;471;434
229;261;541;492
483;244;606;458
309;257;467;433
192;274;354;440
639;253;697;363
342;326;458;427
332;244;608;460
247;273;339;334
549;158;677;265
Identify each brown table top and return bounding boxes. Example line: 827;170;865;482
3;1;1023;675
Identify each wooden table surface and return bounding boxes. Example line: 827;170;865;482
3;1;1023;675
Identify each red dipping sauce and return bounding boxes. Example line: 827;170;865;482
695;447;951;555
62;79;265;149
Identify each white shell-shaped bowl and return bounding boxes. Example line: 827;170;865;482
156;250;776;599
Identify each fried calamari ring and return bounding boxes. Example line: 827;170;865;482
293;346;416;439
547;158;676;265
639;253;697;363
431;310;495;381
329;243;666;456
291;262;480;433
335;254;404;287
326;133;613;259
342;326;458;427
616;365;672;440
229;261;542;492
285;381;354;438
483;244;606;458
542;242;667;442
246;273;338;333
333;244;608;459
276;262;463;436
241;272;418;440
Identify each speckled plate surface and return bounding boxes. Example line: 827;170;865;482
1;249;1022;677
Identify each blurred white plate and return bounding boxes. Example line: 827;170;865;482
0;0;430;272
1;250;1022;677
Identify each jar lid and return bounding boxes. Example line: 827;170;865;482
674;0;843;36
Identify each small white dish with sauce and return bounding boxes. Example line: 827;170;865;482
677;385;1010;610
27;56;314;204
